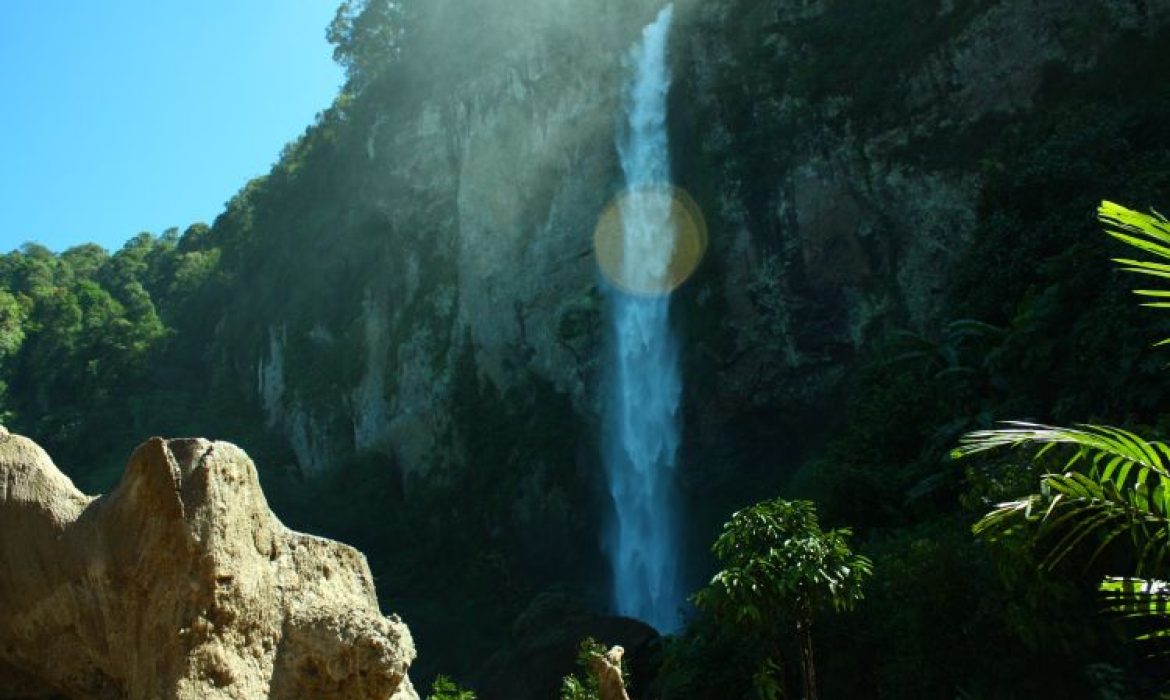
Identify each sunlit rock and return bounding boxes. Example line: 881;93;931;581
0;428;418;700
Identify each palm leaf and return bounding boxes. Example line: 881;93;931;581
953;422;1170;479
1100;577;1170;653
1113;258;1170;277
1099;200;1170;246
954;201;1170;654
956;422;1170;574
1101;201;1170;344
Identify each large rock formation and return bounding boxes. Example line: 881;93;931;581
0;426;418;700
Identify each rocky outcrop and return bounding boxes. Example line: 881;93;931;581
590;647;631;700
0;427;417;700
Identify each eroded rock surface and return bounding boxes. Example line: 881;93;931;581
0;428;418;700
589;646;630;700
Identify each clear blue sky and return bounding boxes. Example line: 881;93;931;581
0;1;344;254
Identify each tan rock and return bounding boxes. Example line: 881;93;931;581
588;646;630;700
0;430;418;700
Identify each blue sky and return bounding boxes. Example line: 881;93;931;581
0;1;344;254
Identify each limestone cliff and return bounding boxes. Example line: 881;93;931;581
227;0;1170;484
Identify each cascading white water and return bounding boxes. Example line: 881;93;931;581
604;4;682;633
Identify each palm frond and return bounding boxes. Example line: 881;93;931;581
1101;201;1170;343
1101;577;1170;653
953;201;1170;654
1099;200;1170;249
956;422;1170;574
953;422;1170;479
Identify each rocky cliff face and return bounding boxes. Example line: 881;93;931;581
672;0;1168;416
234;0;1170;496
240;0;663;479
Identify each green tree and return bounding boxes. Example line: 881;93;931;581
694;499;872;700
0;289;25;421
954;202;1170;650
327;0;408;87
427;674;476;700
0;290;25;361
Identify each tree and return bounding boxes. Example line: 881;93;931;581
0;290;25;361
428;674;476;700
694;499;872;700
954;201;1170;650
327;0;408;88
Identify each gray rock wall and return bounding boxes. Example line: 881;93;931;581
242;0;1170;492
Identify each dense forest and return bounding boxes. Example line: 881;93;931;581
5;0;1170;698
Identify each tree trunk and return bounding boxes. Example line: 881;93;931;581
768;639;786;699
797;616;817;700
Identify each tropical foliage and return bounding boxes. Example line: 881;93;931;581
427;674;477;700
953;202;1170;656
1101;201;1170;345
694;499;871;700
327;0;409;87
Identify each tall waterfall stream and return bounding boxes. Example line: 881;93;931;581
603;4;683;633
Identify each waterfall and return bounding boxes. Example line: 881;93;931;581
604;4;682;633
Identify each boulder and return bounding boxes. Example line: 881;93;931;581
0;427;418;700
589;646;631;700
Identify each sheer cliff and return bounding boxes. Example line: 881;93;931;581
210;0;1170;553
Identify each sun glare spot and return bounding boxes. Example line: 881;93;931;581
592;186;707;296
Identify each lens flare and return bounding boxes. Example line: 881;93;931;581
593;186;707;295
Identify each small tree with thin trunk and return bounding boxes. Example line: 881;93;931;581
695;499;872;700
